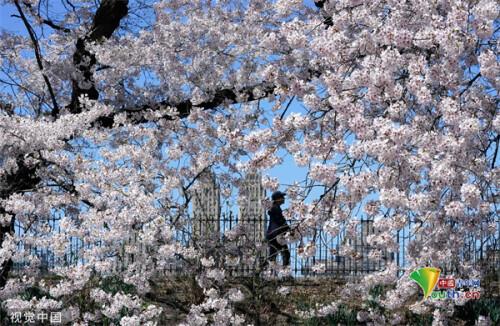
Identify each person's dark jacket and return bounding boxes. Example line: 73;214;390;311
266;204;290;241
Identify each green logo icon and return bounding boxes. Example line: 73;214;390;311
410;267;441;299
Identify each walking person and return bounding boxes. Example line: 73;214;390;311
265;191;291;267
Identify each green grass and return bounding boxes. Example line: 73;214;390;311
301;305;358;325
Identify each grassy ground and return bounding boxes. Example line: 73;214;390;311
2;269;498;325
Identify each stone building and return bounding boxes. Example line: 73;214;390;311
237;171;266;243
190;170;221;243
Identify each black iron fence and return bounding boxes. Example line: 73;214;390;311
12;212;500;278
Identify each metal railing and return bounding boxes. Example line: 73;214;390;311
12;212;500;278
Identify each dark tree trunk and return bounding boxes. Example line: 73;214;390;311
0;158;41;288
68;0;129;114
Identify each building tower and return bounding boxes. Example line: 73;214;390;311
238;171;266;243
190;170;221;243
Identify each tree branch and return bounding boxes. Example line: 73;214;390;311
14;0;60;116
68;0;129;114
492;135;499;169
459;72;481;96
20;1;71;33
94;82;276;127
314;1;333;27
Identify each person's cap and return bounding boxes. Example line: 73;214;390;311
271;191;286;200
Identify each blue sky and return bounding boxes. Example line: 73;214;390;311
0;4;23;33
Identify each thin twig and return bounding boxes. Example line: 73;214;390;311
14;0;59;116
492;135;499;169
280;96;295;120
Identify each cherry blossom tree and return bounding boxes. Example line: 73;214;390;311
0;0;498;324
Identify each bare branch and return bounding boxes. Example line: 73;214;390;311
95;82;276;127
20;1;71;33
14;0;60;116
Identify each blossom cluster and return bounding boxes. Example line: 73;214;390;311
0;0;498;324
